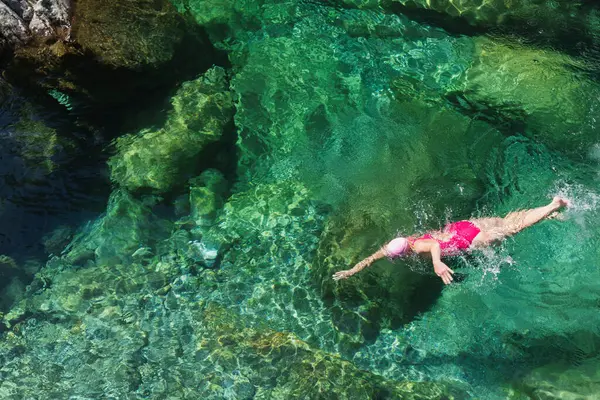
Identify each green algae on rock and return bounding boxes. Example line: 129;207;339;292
109;67;233;193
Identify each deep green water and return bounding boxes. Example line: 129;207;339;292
1;0;600;398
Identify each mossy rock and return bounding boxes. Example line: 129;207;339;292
109;67;233;193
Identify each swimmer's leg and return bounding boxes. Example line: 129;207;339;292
504;197;569;234
470;217;506;246
470;197;569;247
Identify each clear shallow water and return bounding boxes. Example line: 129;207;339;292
1;0;600;398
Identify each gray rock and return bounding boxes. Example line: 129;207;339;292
3;0;33;21
0;0;71;50
29;0;70;35
0;2;29;46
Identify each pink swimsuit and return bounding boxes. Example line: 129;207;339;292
409;220;480;256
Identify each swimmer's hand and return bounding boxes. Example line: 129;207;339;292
332;270;353;281
552;196;571;208
434;260;454;285
332;250;386;281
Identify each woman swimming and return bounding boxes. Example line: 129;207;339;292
332;197;570;285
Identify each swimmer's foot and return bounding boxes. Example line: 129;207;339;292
552;196;571;209
548;211;566;221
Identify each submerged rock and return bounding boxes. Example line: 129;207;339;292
0;254;19;275
63;189;172;267
516;358;600;399
197;0;507;351
42;225;73;256
0;255;41;313
0;219;466;398
449;36;600;156
189;169;228;227
9;101;65;174
109;67;233;193
0;78;110;278
0;276;26;311
0;80;75;177
189;303;467;399
71;0;187;69
336;0;600;52
188;180;333;342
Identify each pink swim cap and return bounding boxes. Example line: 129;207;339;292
384;237;409;258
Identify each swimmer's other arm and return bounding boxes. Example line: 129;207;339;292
412;239;454;285
332;248;386;280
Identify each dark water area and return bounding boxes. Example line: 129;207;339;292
0;0;599;398
0;84;111;307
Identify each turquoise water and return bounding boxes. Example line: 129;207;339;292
1;0;600;398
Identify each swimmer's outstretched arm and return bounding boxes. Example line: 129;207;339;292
412;239;454;285
332;248;386;281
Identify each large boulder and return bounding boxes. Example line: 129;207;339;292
4;0;218;130
71;0;190;69
108;66;233;193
